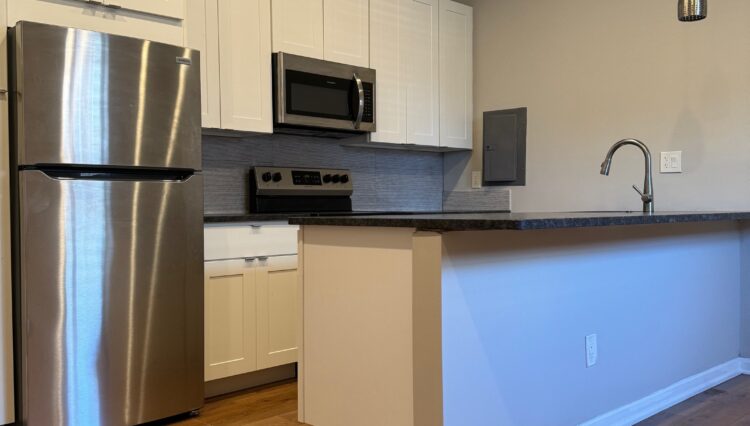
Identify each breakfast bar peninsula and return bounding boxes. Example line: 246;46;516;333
290;212;750;426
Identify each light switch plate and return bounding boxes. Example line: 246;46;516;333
585;334;598;368
660;151;682;173
471;171;482;189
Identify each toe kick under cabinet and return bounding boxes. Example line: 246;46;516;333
204;223;299;382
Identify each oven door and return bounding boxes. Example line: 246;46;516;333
274;53;375;132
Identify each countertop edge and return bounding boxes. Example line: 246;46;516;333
288;212;750;231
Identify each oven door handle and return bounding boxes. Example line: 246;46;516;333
353;72;365;130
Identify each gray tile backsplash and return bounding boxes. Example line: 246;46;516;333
202;133;445;214
443;188;512;212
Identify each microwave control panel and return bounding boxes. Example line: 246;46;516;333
362;82;374;123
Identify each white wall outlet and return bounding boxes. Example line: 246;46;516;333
471;171;482;189
585;334;598;368
660;151;682;173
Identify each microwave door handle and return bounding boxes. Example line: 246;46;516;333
353;72;365;130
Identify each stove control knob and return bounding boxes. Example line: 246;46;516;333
331;174;341;183
262;172;273;182
340;174;350;184
272;172;283;182
323;174;332;183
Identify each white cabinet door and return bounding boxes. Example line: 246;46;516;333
404;0;439;147
370;0;439;147
439;0;472;149
111;0;186;20
271;0;324;59
7;0;185;46
205;259;258;381
185;0;221;128
370;0;406;144
256;255;299;370
0;0;14;421
217;0;273;133
323;0;369;67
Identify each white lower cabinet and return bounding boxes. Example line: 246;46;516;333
256;255;299;369
204;259;258;381
204;225;299;382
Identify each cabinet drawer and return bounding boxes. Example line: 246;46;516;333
204;223;299;261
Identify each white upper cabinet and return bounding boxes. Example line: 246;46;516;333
217;0;273;133
272;0;369;66
370;0;406;144
185;0;272;133
439;0;472;150
7;0;186;46
185;0;221;128
323;0;369;67
112;0;186;20
271;0;324;59
370;0;472;149
404;0;439;147
370;0;440;147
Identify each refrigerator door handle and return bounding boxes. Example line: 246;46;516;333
29;166;196;182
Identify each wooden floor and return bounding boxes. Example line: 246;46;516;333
162;374;750;425
638;374;750;425
164;380;308;426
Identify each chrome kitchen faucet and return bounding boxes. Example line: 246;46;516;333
600;139;654;214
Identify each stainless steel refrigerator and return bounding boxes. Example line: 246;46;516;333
9;22;204;425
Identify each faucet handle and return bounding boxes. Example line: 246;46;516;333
632;185;653;202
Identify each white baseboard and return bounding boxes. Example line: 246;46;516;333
580;357;750;426
740;358;750;374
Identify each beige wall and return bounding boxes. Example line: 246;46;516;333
452;0;750;212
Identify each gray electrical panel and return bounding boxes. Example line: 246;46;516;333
483;107;526;186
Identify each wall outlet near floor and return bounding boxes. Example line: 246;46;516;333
471;171;483;189
585;334;598;368
660;151;682;173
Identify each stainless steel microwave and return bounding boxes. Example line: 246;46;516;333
273;52;376;133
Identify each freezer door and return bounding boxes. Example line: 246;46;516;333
13;21;201;170
17;170;204;426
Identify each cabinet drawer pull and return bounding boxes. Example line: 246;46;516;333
256;256;269;262
244;257;257;262
106;3;122;9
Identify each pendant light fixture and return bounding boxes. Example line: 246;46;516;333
678;0;707;21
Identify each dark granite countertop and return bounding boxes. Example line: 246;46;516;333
205;213;308;223
204;210;512;224
287;211;750;231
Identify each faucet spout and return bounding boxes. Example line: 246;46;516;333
600;138;654;214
